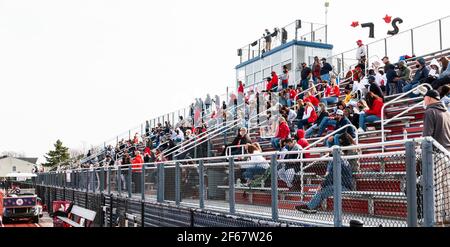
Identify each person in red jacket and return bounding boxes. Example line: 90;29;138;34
271;117;290;150
131;151;144;193
238;81;244;94
320;79;340;106
265;77;273;92
358;92;384;132
304;91;320;107
271;71;279;91
296;129;311;159
297;101;318;130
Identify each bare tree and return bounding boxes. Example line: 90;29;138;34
1;151;26;158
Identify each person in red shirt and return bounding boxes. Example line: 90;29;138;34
265;77;273;92
271;117;290;150
271;71;279;91
238;81;244;94
296;129;311;158
358;92;384;132
131;151;144;193
320;79;340;106
304;91;320;107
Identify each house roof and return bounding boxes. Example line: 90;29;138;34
0;156;38;164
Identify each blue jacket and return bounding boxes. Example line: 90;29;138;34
322;159;354;190
335;116;356;138
412;66;429;84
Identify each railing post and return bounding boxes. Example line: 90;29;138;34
439;19;443;51
175;162;181;206
128;166;132;198
158;163;165;203
91;169;96;193
85;170;89;193
384;38;388;57
405;141;418;227
271;154;279;221
107;167;111;195
421;139;435;227
99;167;104;193
117;166;122;196
411;29;415;56
332;146;342;227
199;160;205;209
141;164;146;201
229;158;236;214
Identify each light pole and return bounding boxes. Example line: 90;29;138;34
325;1;329;43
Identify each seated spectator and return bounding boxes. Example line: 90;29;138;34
368;75;384;101
358;92;384;133
350;99;369;128
440;85;450;112
278;138;302;188
320;79;340;106
325;109;356;147
402;58;430;93
432;57;450;90
223;127;252;156
295;140;355;214
394;61;411;93
271;117;290;150
305;103;329;138
296;129;310;159
297;101;317;130
304;91;320;107
285;106;298;130
343;85;353;104
241;143;269;186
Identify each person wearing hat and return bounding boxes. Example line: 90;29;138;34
325;109;355;147
394;61;411;93
355;40;367;61
402;57;430;94
423;89;450;224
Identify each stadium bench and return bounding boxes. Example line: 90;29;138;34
57;205;96;227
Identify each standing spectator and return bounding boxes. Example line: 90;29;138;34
131;151;143;193
271;71;279;92
386;63;398;96
271;117;290;150
223;127;252;156
356;40;367;61
312;57;321;82
358;92;384;133
422;90;450;224
382;56;391;73
423;90;450;150
300;63;312;91
280;65;290;90
205;94;212;114
145;120;150;137
402;58;430;93
320;58;333;83
264;29;272;52
321;79;340;106
368;75;384;101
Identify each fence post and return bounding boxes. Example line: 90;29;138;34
141;164;146;201
175;162;181;206
100;168;104;193
411;29;415;56
199;160;205;209
117;166;122;196
405;141;418;227
107;167;111;195
271;154;279;221
229;158;236;214
439;19;443;51
92;169;96;194
158;164;165;203
128;166;132;198
86;170;89;193
332;146;342;227
422;139;435;227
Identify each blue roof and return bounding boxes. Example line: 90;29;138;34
235;40;333;69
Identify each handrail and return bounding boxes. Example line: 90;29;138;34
304;124;359;150
380;83;432;152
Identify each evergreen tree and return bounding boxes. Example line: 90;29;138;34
43;139;70;167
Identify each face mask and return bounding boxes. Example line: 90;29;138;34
317;107;322;112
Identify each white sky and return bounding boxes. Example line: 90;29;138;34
0;0;449;163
